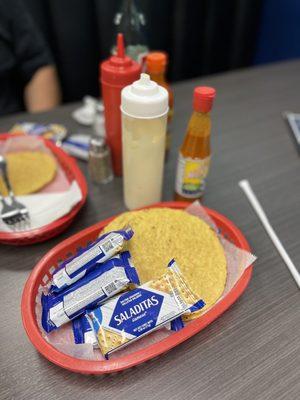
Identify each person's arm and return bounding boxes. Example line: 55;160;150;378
24;65;61;112
10;0;61;112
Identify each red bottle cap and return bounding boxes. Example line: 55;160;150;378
101;34;141;86
193;86;216;113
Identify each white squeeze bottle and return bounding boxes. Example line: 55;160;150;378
121;73;169;209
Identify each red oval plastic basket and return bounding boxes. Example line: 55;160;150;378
21;202;253;374
0;134;87;245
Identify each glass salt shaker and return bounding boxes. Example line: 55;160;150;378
88;137;113;184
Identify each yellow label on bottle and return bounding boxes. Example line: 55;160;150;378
175;153;210;198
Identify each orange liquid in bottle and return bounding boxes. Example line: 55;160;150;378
148;71;174;122
146;52;174;157
174;87;215;202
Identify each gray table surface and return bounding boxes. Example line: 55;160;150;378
0;60;299;400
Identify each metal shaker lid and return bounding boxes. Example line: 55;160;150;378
89;136;106;153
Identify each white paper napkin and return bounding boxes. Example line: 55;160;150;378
0;181;83;232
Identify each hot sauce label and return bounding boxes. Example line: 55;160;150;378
175;153;210;198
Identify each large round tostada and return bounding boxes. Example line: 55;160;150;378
102;208;227;319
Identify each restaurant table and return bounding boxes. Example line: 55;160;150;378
0;60;299;400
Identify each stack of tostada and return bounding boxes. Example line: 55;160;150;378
102;207;227;320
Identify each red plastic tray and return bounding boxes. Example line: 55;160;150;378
21;202;253;374
0;134;87;245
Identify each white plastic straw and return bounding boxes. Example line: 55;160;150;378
239;179;300;289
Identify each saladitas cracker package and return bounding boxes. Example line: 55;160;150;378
88;259;205;358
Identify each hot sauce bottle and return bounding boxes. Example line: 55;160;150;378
174;86;216;202
145;52;174;158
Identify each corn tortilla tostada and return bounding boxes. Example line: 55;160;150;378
0;151;57;196
103;208;227;320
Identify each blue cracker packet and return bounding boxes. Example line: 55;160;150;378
72;314;98;347
171;317;185;331
42;251;139;333
88;259;205;359
50;227;134;293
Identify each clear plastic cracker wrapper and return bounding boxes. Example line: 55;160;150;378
88;259;205;359
50;227;134;292
42;251;139;333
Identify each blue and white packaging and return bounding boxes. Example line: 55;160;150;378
88;259;205;358
61;134;90;161
72;314;98;347
50;227;134;293
72;313;184;348
42;251;139;333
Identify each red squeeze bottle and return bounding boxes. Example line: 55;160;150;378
101;33;141;176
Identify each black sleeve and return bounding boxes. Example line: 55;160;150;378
8;0;54;84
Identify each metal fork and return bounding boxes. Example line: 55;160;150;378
0;194;26;230
0;155;30;230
